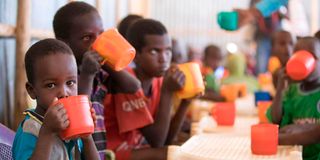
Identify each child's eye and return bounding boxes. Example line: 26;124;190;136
66;80;76;86
149;49;158;55
46;83;55;89
82;36;91;41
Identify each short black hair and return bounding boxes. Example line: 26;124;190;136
117;14;143;38
25;38;73;84
294;37;320;58
204;44;221;59
53;1;98;40
127;19;168;52
271;30;292;45
314;30;320;40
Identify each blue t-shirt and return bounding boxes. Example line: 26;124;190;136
12;110;84;160
255;0;288;17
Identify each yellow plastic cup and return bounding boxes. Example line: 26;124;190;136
176;62;205;99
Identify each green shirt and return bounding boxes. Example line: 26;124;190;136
205;73;220;92
266;84;320;160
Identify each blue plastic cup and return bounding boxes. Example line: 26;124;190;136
254;91;272;106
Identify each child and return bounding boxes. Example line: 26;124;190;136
222;53;259;93
53;2;141;159
104;19;191;160
12;39;99;160
171;38;185;64
200;44;226;101
117;14;143;38
269;30;294;87
267;37;320;160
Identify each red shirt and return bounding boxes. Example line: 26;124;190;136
104;68;163;159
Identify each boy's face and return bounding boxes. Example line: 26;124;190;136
65;11;103;66
135;34;172;77
272;32;293;66
204;48;223;71
26;53;78;111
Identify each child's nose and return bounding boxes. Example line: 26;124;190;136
57;86;69;99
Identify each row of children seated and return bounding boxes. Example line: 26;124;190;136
8;1;320;160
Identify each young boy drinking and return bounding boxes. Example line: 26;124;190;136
105;19;191;160
12;39;99;160
267;37;320;160
53;2;141;159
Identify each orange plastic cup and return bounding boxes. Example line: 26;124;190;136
268;56;281;73
286;50;316;81
235;83;247;97
59;95;94;140
258;73;272;86
251;124;278;155
211;102;235;126
257;101;272;123
220;85;239;102
176;62;205;99
92;28;136;71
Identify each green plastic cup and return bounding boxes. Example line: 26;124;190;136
217;11;239;31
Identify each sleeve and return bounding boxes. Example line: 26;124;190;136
12;132;37;160
266;85;293;127
205;74;219;92
114;89;154;133
255;0;288;17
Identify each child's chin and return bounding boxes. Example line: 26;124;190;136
154;71;166;77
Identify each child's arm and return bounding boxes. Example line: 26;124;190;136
102;65;141;93
271;68;289;124
279;124;320;145
81;107;100;159
81;136;100;160
140;66;185;147
78;51;103;95
165;99;191;145
130;147;167;160
30;101;69;160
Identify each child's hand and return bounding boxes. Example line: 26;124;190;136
163;65;185;92
80;51;103;76
42;98;69;134
277;68;290;90
90;105;97;127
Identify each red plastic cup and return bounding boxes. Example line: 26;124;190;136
257;101;272;123
59;95;94;140
176;62;205;99
286;50;316;81
251;124;278;155
211;102;235;126
92;28;136;71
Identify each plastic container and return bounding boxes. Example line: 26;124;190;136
254;91;271;106
211;102;235;126
220;84;245;102
217;11;239;31
251;124;278;155
286;50;316;81
176;62;205;99
268;56;281;73
257;101;272;123
92;28;136;71
59;95;94;140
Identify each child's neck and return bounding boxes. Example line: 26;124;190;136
301;78;320;92
35;106;46;117
134;68;153;96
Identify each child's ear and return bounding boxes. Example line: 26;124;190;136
26;82;36;99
